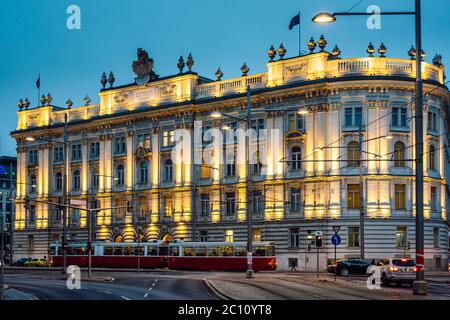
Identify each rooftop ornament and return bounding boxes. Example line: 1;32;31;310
277;44;287;59
317;35;327;51
240;63;250;77
18;98;30;111
408;46;426;60
307;37;317;54
83;95;91;106
268;45;276;62
330;45;341;58
378;43;387;58
40;94;47;106
108;71;115;87
132;48;158;85
101;72;107;89
215;67;223;81
65;98;73;109
433;54;443;67
46;93;53;105
186;53;194;72
177;56;185;73
367;42;375;57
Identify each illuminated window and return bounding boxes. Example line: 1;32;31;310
347;141;360;167
393;141;406;167
225;229;234;242
396;227;407;248
163;129;175;147
429;145;436;170
348;227;360;247
252;229;261;242
347;184;360;209
137;134;151;150
115;198;125;220
286;113;304;131
162;194;173;217
394;184;406;210
201;163;211;179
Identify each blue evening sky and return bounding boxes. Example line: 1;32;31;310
0;0;449;156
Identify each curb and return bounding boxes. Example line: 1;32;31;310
203;279;233;300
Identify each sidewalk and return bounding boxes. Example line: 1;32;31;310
3;285;38;300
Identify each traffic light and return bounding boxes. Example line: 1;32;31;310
307;243;312;252
315;235;323;248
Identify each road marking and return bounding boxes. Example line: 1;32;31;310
144;293;149;298
103;291;112;294
121;296;131;300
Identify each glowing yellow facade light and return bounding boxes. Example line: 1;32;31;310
312;12;336;24
210;111;222;118
298;109;309;115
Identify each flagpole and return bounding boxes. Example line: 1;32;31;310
37;74;40;107
298;11;301;56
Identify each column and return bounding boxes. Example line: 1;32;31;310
126;131;134;190
152;128;160;188
81;140;88;194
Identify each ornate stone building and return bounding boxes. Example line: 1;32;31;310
11;42;450;270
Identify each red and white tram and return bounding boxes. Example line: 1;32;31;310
49;241;277;271
167;241;277;271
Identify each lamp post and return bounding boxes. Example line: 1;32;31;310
210;85;253;278
312;0;427;295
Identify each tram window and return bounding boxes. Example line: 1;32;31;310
182;247;194;256
222;246;233;257
207;247;220;256
266;246;275;256
124;247;134;256
75;247;87;255
50;247;56;256
169;247;179;256
114;247;124;255
148;247;158;256
159;246;168;256
134;247;145;256
57;247;62;255
67;247;75;255
195;247;207;256
234;247;246;256
254;246;266;256
104;247;113;255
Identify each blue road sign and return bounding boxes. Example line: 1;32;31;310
331;234;341;246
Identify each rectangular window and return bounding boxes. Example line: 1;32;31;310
289;228;300;247
253;229;261;242
252;190;264;215
427;110;438;132
433;228;439;248
28;205;36;223
90;142;100;159
163;130;175;147
430;186;437;211
287;113;304;131
114;137;126;154
344;107;363;127
163;194;173;217
354;107;363;127
396;227;407;248
392;107;408;127
71;144;82;161
200;194;210;216
54;146;64;163
395;184;406;210
347;184;360;209
225;192;236;215
345;108;353;127
251;118;265;140
288;114;296;131
27;235;34;252
28;150;38;164
348;227;360;247
200;230;208;242
225;229;234;242
290;188;301;212
137;134;151;150
201;163;211;179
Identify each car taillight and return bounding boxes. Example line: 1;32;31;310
413;267;417;272
329;264;337;268
389;266;399;272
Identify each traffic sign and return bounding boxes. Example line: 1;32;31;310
314;231;323;236
332;225;341;234
331;234;341;246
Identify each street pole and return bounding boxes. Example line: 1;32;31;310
88;159;95;278
9;162;14;265
191;112;197;242
358;125;365;260
62;112;68;273
137;231;141;273
246;84;253;279
0;203;4;300
413;0;427;295
334;244;337;282
316;247;319;279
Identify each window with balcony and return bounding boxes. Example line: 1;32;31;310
347;141;360;167
394;184;406;210
114;137;126;154
347;184;360;209
393;141;406;167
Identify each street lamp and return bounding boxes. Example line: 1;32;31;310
312;0;427;295
209;85;254;279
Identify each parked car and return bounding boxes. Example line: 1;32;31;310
327;259;371;276
24;258;49;267
377;258;416;287
14;258;31;266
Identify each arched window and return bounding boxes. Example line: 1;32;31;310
164;159;173;181
140;161;148;183
291;146;301;170
393;141;406;167
116;164;125;185
55;172;63;191
72;170;80;190
429;145;436;171
30;174;37;193
347;141;360;167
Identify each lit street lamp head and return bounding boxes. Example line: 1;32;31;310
312;12;336;24
210;111;223;118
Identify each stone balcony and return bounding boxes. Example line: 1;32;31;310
15;51;445;132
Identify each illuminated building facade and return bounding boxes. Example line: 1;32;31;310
11;43;450;270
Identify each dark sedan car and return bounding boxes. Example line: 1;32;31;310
327;259;371;276
14;258;31;266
